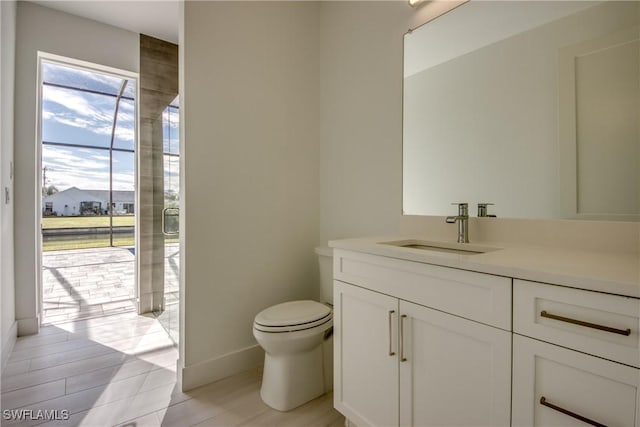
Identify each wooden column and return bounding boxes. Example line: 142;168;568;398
138;34;178;313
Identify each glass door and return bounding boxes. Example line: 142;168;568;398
158;97;180;343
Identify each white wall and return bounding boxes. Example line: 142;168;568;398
318;1;412;244
181;1;321;390
14;2;139;335
0;0;17;369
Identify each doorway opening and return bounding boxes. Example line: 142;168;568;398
38;55;138;324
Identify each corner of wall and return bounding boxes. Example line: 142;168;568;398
181;345;263;392
17;316;39;337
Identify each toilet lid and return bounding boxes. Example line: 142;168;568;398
254;300;331;329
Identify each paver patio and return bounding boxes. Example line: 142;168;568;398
42;244;179;325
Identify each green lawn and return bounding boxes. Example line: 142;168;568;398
42;216;135;229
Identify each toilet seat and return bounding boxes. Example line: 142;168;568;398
254;300;332;333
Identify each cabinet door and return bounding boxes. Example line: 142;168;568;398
334;280;399;427
399;301;511;427
513;334;640;427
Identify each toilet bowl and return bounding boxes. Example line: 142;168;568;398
253;246;334;412
254;300;332;411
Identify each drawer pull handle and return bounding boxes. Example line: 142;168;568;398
400;314;407;362
540;311;631;336
388;310;396;356
539;397;607;427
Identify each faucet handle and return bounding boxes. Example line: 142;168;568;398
477;203;496;217
450;202;468;216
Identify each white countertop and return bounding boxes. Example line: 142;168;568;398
329;236;640;298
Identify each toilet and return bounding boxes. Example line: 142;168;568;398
253;246;333;412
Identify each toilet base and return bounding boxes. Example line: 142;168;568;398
260;344;326;411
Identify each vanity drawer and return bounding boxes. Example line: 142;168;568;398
514;279;640;367
333;249;511;330
512;334;639;427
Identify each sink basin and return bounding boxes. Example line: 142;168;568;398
380;239;501;255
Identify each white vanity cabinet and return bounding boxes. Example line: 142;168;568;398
333;250;512;427
398;299;511;427
333;280;399;427
331;240;640;426
512;279;640;427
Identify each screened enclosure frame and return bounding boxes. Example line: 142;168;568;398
38;54;138;246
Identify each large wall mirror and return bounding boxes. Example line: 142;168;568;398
403;1;639;221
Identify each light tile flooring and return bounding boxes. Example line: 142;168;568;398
42;244;180;325
1;312;343;427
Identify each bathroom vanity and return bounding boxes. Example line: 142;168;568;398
376;1;640;424
330;238;640;426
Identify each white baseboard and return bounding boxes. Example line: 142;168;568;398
17;316;39;336
181;344;264;391
1;320;18;372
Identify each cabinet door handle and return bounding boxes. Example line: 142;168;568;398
400;314;407;362
540;310;631;336
388;310;396;356
539;397;607;427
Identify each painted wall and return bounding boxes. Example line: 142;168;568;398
1;0;17;369
181;1;321;389
318;1;412;244
14;2;139;335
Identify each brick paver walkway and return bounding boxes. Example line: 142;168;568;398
42;244;179;325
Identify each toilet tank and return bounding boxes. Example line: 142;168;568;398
315;246;333;305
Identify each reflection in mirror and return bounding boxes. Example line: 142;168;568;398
403;1;639;221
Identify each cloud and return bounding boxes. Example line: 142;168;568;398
44;63;128;96
44;146;179;194
43;85;136;142
44;86;112;121
43;146;134;191
162;108;180;130
90;153;111;161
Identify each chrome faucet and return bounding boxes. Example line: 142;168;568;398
446;203;469;243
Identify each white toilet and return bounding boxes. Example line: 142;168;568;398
253;246;333;412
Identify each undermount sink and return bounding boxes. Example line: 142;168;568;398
380;239;502;255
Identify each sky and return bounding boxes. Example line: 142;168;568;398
41;62;180;194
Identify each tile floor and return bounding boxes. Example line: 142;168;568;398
1;312;343;427
42;244;180;325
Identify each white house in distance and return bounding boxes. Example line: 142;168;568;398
43;187;135;216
